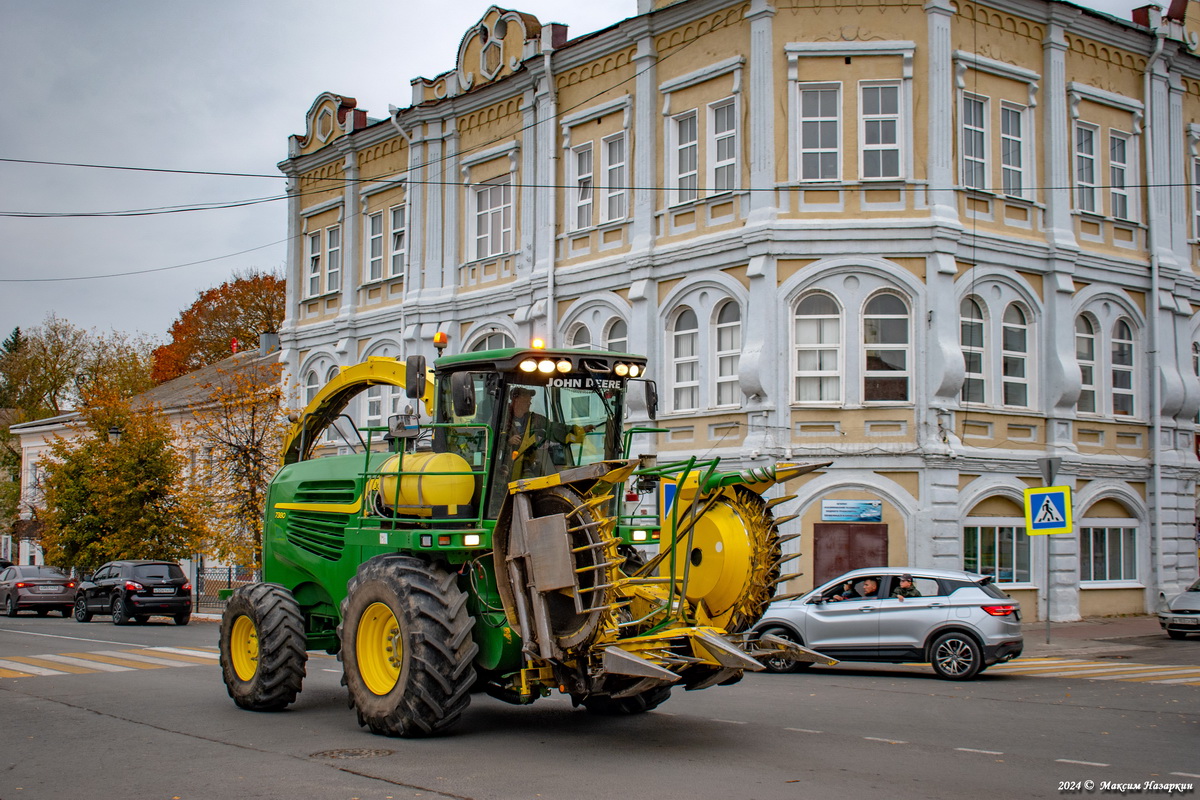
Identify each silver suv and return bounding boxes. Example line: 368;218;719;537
753;567;1023;680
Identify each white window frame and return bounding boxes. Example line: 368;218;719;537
708;97;737;195
670;307;699;412
862;292;910;403
1080;524;1138;583
1076;316;1097;415
961;93;988;191
571;143;594;231
1000;303;1030;408
389;204;407;278
366;212;383;283
792;292;843;404
601;133;627;223
1194;157;1200;240
963;521;1033;584
365;384;383;429
670;110;699;206
605;318;628;353
306;232;322;297
1000;103;1028;199
474;180;513;260
1111;318;1135;417
325;226;341;293
714;301;741;407
1075;122;1099;213
859;82;902;181
960;297;986;404
1109;131;1132;221
797;83;841;183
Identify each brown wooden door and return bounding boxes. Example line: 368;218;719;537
812;523;889;586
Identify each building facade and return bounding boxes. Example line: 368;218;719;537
277;0;1200;619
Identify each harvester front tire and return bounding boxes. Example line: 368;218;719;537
219;583;307;711
579;684;673;716
339;555;478;738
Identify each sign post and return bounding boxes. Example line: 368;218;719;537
1025;484;1073;643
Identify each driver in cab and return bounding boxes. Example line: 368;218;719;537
505;387;594;480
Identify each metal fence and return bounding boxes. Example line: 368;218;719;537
195;566;261;612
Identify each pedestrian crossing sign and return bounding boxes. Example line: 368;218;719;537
1024;486;1073;535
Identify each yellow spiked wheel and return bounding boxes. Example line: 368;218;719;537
356;602;402;696
229;614;260;681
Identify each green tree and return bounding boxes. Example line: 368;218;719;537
39;399;207;573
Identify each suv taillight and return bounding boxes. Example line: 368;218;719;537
982;604;1016;616
124;580;144;592
182;582;192;593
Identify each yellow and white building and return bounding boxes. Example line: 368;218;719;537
278;0;1200;619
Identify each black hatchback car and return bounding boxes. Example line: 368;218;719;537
74;560;192;625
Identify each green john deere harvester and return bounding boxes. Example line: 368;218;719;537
218;346;831;737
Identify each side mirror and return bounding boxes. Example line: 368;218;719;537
387;406;420;439
808;596;824;605
82;573;93;582
450;372;476;417
405;355;427;399
644;379;659;420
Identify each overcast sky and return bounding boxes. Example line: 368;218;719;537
0;0;1140;343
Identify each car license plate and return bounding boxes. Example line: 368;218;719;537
38;585;62;593
1173;617;1198;626
153;587;175;595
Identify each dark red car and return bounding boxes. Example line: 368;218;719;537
1;565;77;617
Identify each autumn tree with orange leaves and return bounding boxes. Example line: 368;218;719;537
151;270;284;383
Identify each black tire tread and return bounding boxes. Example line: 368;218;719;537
219;582;308;711
338;554;478;738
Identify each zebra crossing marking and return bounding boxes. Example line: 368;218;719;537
0;647;218;678
991;657;1200;685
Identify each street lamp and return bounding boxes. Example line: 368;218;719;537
107;427;122;445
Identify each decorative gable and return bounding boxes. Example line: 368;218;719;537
290;93;369;157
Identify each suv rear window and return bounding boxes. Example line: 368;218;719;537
131;564;185;581
978;581;1012;599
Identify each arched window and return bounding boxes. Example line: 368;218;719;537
960;297;985;404
605;319;628;353
569;325;591;350
863;293;909;402
1112;319;1134;416
793;292;841;403
671;307;699;412
714;301;741;406
1080;499;1139;583
1076;316;1097;414
469;331;515;352
304;370;320;405
1001;303;1029;407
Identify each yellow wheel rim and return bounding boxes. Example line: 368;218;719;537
230;614;259;681
356;601;402;696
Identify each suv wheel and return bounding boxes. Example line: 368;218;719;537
3;595;16;617
757;627;811;674
930;631;983;680
74;596;92;622
111;596;129;626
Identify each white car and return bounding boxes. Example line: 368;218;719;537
1157;577;1200;640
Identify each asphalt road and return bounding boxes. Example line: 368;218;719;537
1;614;1197;799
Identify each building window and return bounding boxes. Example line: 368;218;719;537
799;85;840;181
671;307;699;412
325;227;341;293
1112;319;1135;416
572;143;593;231
1001;104;1026;198
861;83;901;180
710;99;737;194
390;204;407;278
1075;124;1098;213
1076;316;1097;414
672;111;699;205
793;292;842;402
960;297;985;404
1109;132;1131;221
602;134;627;223
963;524;1031;583
1080;526;1137;582
366;385;383;428
475;181;512;259
1194;158;1200;239
962;94;987;190
863;293;909;402
469;331;515;352
306;232;321;297
714;301;741;406
569;325;591;349
304;370;320;404
366;212;383;283
605;318;628;353
1001;304;1029;408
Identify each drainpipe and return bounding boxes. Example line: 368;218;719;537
543;45;559;347
1143;14;1166;601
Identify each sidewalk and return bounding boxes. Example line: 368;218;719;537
1020;614;1164;658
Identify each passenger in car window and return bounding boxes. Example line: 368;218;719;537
833;577;879;601
892;574;921;599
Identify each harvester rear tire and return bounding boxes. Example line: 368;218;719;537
579;684;673;716
219;583;307;711
339;555;478;738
